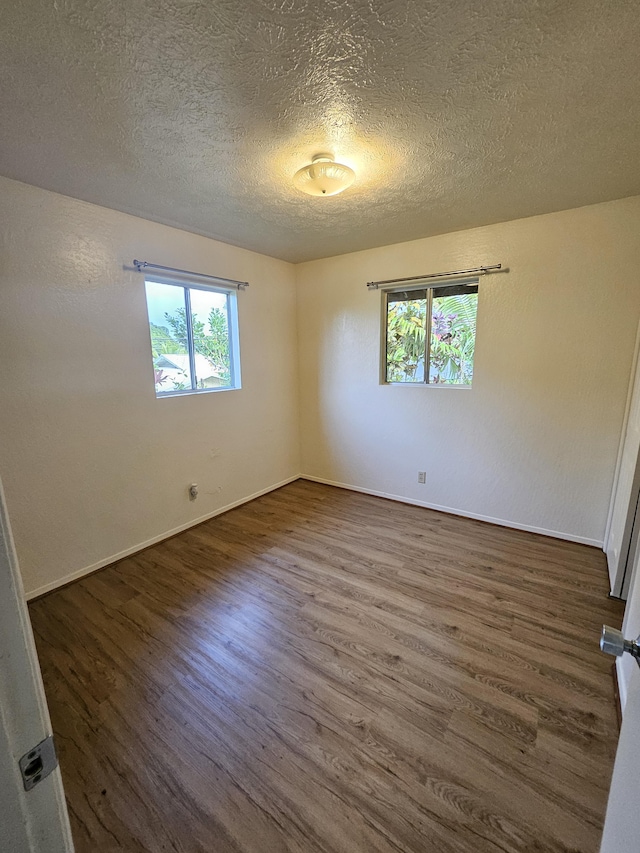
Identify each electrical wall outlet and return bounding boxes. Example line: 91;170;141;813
417;471;426;484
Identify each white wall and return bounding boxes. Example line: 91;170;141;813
296;198;640;545
0;177;300;597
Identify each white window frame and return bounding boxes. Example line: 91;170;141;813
380;277;479;387
144;275;242;398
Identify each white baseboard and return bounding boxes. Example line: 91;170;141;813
27;472;604;600
300;474;603;549
25;475;300;600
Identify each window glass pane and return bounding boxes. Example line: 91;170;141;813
428;288;478;385
386;295;427;382
144;281;193;394
188;288;232;389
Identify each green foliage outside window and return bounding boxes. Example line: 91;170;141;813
385;288;478;385
163;307;231;385
429;292;477;384
151;307;231;392
386;299;427;382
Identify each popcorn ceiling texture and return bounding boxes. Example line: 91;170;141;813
1;0;639;262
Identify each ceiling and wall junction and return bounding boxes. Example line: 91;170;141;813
1;0;639;262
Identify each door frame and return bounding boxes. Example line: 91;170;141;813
605;319;640;597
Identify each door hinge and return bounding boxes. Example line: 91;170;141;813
19;735;58;791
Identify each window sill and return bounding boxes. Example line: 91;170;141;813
156;385;241;399
382;382;473;389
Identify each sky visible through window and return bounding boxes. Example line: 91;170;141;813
145;280;227;328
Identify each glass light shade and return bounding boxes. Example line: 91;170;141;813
293;154;355;197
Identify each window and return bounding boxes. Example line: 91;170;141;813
144;278;241;396
383;281;479;385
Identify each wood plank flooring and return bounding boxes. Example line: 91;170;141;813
29;480;624;853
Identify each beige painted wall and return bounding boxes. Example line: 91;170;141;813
3;176;640;597
0;177;300;597
296;198;640;545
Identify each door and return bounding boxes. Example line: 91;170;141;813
600;532;640;851
0;476;74;853
600;665;640;852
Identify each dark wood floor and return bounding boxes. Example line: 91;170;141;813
30;480;623;853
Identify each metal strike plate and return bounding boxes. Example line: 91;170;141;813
19;735;58;791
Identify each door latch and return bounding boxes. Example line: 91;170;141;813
19;735;58;791
601;625;640;668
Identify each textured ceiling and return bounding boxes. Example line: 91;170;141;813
2;0;640;262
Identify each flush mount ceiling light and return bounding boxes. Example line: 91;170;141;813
293;153;355;197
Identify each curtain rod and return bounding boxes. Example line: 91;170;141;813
133;260;249;290
366;264;502;290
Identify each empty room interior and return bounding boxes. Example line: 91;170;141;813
3;2;640;852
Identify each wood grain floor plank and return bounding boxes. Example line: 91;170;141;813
29;480;623;852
